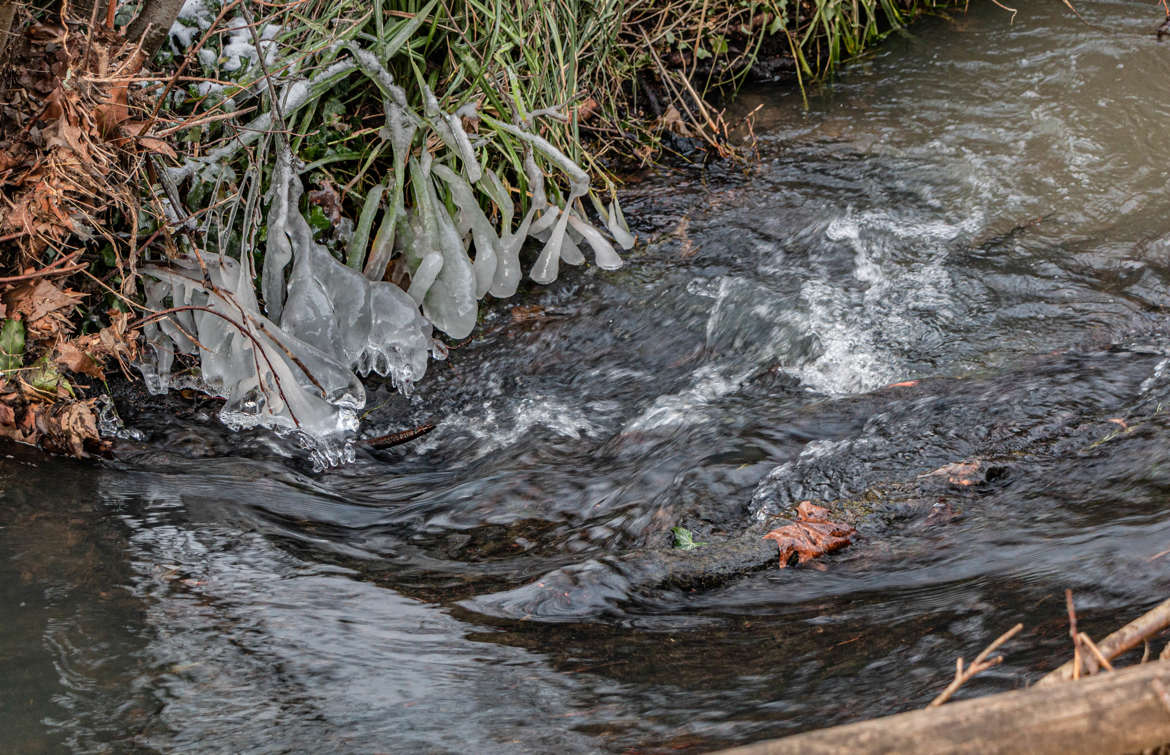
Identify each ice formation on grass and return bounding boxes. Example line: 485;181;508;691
141;31;635;464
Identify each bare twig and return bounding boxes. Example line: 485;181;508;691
361;422;436;449
1068;589;1089;679
929;623;1024;707
989;0;1017;23
1080;633;1114;672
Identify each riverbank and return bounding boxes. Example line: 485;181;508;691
0;0;958;457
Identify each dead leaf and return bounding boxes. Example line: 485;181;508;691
919;460;981;487
35;399;103;456
54;340;104;379
0;393;106;457
135;136;177;159
94;82;129;136
576;97;600;123
673;215;696;258
3;279;85;339
4;278;80;320
763;501;856;568
69;311;138;375
657;105;692;137
511;305;546;323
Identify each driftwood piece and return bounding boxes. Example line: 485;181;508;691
1039;597;1170;686
716;660;1170;755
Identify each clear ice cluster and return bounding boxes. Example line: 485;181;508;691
139;41;634;463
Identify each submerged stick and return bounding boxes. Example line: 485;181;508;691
361;422;435;449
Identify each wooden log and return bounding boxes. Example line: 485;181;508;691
716;660;1170;755
1038;598;1170;686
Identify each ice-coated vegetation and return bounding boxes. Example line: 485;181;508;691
139;16;634;463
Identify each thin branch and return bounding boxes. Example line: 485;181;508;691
929;623;1024;707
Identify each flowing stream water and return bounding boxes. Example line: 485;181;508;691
7;3;1170;752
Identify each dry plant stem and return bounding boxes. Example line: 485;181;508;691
1080;633;1114;672
989;0;1018;23
1060;0;1089;26
1040;597;1170;686
0;252;86;283
929;623;1024;708
1067;589;1088;679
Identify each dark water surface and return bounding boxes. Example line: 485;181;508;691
7;3;1170;752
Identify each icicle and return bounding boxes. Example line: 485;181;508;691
432;163;499;298
364;186;402;282
262;147;296;320
560;226;585;266
479;169;529;298
530;206;559;235
567;212;623;270
407;252;443;304
347;183;384;270
485;116;589;197
491;205;536;299
607;199;635;250
406;158;477;339
530;198;577;285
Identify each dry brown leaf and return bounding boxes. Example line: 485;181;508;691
4;279;85;339
5;278;84;320
94;83;129;136
919;460;981;487
658;105;692;137
511;305;546;323
68;312;138;374
576;97;600;123
135;136;177;159
54;340;104;379
308;180;343;227
118;120;150;137
763;501;856;568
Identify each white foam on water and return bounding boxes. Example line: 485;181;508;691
411;395;605;458
634;207;967;429
622;364;752;433
782;210;961;395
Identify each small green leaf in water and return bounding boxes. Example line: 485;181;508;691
0;318;25;372
672;526;706;551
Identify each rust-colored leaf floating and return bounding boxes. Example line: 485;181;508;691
763;501;856;568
